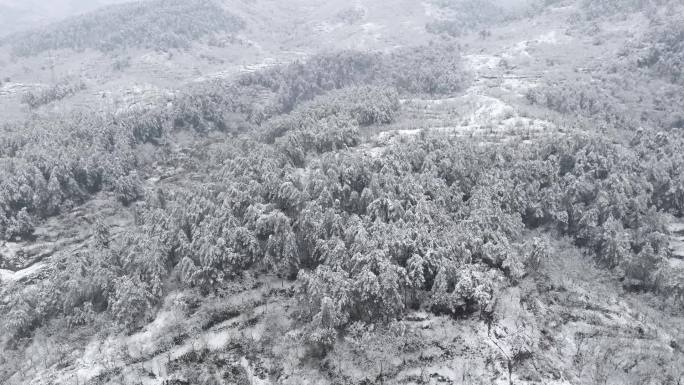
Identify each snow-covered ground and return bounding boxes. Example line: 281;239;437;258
668;221;684;259
29;278;292;385
0;262;45;283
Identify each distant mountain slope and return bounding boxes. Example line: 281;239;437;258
2;0;244;56
0;0;128;37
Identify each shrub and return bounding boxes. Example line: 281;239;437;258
5;208;35;240
114;172;143;205
21;79;86;109
109;276;155;332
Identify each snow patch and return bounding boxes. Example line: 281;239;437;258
313;21;344;33
504;40;532;59
668;221;684;234
0;82;46;97
378;128;422;140
470;96;516;123
0;262;46;283
670;237;684;259
464;54;501;71
536;30;559;44
361;21;383;35
422;1;445;18
365;146;384;158
669;220;684;258
501;77;537;95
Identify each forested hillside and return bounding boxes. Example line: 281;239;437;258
0;0;683;384
2;0;244;56
0;0;129;37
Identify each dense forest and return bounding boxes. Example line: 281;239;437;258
0;0;683;384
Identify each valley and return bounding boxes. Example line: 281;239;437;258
1;1;683;384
